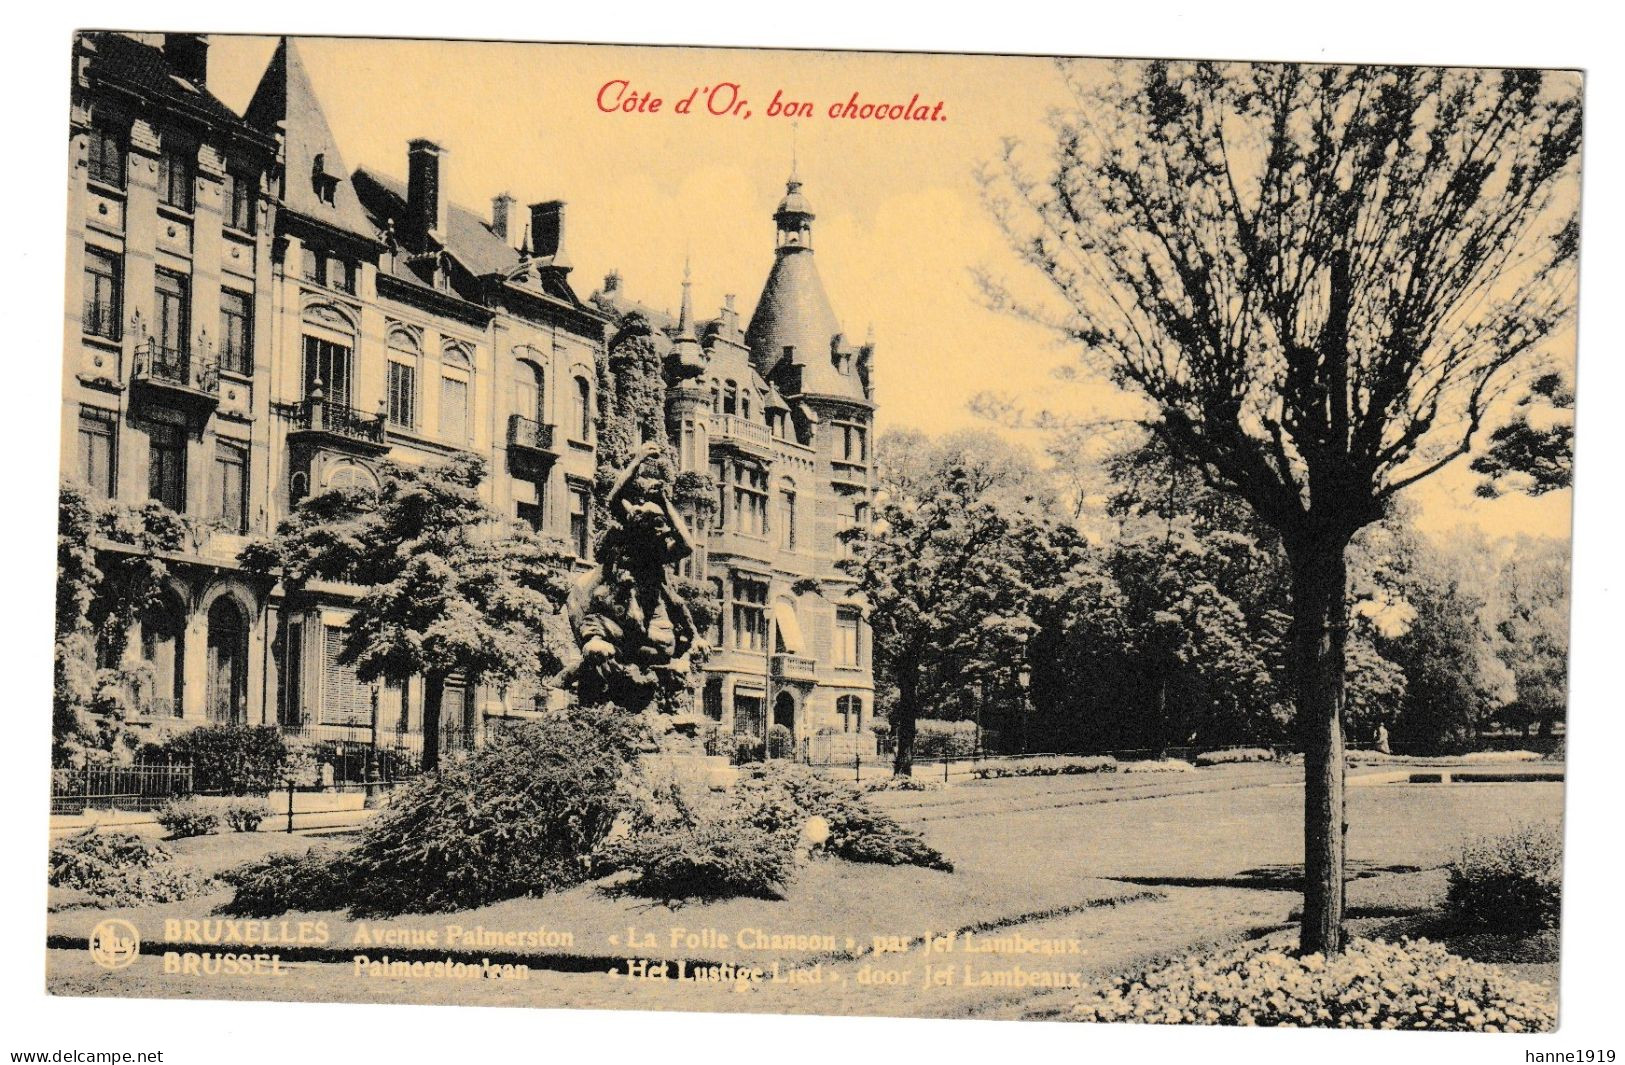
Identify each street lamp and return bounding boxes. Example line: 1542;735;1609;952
1016;661;1031;755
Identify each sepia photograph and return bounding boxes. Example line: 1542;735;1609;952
21;12;1604;1059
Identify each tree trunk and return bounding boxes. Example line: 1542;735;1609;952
894;659;919;778
1288;536;1351;955
421;671;446;772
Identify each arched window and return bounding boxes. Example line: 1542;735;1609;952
710;380;721;414
778;478;797;551
723;380;738;416
386;327;421;430
440;345;472;443
574;376;592;441
515;361;545;425
206;596;249;725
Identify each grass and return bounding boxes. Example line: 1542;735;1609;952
47;765;1565;1014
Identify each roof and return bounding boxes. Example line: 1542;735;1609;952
745;242;867;402
80;32;266;142
243;38;376;240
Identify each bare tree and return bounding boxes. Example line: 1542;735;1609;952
982;61;1580;953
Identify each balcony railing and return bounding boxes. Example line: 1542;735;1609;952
292;392;386;445
132;341;218;395
771;654;818;683
710;413;774;454
507;414;558;455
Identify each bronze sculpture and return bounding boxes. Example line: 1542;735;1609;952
565;442;703;715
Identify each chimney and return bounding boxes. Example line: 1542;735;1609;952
491;193;516;242
603;270;621;293
164;33;208;86
407;139;447;243
529;200;567;263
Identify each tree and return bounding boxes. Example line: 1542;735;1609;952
1471;372;1575;498
985;61;1579;952
1491;535;1570;738
844;455;1084;777
55;481;192;766
241;454;573;770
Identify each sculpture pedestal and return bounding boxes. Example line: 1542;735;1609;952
640;751;737;792
641;712;736;791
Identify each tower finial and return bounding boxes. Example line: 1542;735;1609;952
678;254;696;340
790;121;799;182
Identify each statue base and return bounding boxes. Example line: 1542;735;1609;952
639;712;735;791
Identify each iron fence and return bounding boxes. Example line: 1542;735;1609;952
51;762;194;815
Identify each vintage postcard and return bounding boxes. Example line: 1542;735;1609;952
48;31;1578;1035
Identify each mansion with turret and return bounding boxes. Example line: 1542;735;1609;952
61;32;875;763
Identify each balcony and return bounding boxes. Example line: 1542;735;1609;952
129;341;218;424
771;654;818;684
507;414;559;477
286;391;388;455
709;414;774;458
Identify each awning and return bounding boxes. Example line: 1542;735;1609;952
772;600;806;654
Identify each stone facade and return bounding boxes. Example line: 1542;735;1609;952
61;32;874;761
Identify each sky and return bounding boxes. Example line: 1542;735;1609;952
203;36;1574;544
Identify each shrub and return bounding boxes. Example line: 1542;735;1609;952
1120;759;1196;773
342;706;645;916
914;719;977;758
599;788;800;901
219;846;356;916
1445;822;1562;934
733;736;765;764
972;755;1117;780
1194;747;1276;766
1072;937;1554;1030
222;798;268;833
48;829;214;906
735;762;952;871
156;797;222;838
868;719;891;736
143;725;288;793
768;723;794;759
222;706;647;918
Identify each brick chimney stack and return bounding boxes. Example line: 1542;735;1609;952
407;139;447;243
164;33;208;86
491;193;516;242
529;200;567;264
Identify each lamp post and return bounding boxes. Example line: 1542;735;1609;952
1017;662;1031;756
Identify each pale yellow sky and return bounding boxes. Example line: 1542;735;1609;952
204;36;1572;543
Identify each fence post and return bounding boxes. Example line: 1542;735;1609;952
944;752;950;783
855;749;861;783
285;779;295;834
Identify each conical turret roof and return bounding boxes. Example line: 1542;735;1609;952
745;175;867;403
244;38;376;240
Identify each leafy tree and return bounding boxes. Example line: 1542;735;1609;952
985;61;1579;951
1491;535;1570;738
55;481;192;767
845;461;1085;780
240;455;572;770
1471;372;1575;498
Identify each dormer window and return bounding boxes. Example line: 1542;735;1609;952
312;153;339;206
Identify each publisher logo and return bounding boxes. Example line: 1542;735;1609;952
88;919;140;970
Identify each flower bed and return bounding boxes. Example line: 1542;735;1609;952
1119;759;1197;774
1072;937;1555;1030
970;755;1117;780
1194;748;1275;766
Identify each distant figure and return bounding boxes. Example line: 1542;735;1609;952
1375;722;1391;755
